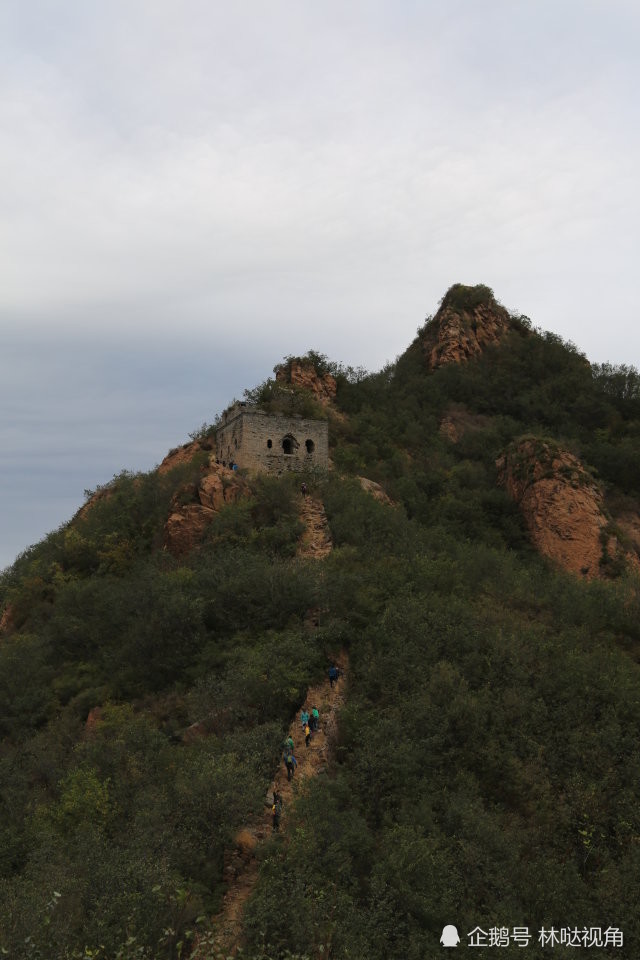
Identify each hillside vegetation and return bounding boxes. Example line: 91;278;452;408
1;285;640;959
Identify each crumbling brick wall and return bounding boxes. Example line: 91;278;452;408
216;403;328;474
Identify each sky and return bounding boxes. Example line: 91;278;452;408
1;0;639;571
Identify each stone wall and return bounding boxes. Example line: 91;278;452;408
216;404;329;474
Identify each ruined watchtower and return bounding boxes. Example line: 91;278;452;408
215;402;329;475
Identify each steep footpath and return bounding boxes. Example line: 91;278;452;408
194;651;348;958
191;491;339;958
297;495;332;559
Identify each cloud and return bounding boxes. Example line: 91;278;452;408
1;0;639;566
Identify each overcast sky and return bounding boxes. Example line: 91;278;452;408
1;0;639;571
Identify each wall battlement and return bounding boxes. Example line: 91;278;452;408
215;405;329;474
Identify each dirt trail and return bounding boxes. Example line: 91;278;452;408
194;651;349;958
191;494;337;957
297;495;332;559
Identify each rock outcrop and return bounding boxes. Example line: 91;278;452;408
615;512;640;559
75;483;116;522
157;437;213;475
421;284;520;371
497;437;638;579
84;706;104;735
164;461;249;556
357;476;393;505
0;604;15;636
275;359;337;405
439;406;492;444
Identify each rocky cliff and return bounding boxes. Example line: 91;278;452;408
497;437;638;579
275;359;337;405
421;284;522;371
163;460;249;556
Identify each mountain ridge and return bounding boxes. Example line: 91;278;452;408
1;283;640;959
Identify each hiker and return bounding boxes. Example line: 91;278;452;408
285;753;297;781
272;791;283;832
301;482;307;497
300;709;309;730
329;665;339;688
282;735;294;769
310;707;319;732
305;722;311;748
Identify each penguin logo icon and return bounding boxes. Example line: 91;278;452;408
440;924;460;947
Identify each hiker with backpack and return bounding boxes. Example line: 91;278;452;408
304;722;311;748
310;707;319;732
329;665;339;688
300;709;309;730
285;753;297;781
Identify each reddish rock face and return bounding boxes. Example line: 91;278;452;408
158;438;212;475
439;407;492;444
163;461;249;556
85;706;104;735
421;299;515;371
357;476;393;506
0;603;15;636
497;438;639;579
615;512;640;558
76;484;115;521
275;360;337;405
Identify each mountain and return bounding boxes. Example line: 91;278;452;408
1;284;640;959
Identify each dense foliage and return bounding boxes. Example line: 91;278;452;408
1;304;640;958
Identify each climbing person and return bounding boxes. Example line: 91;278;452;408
305;722;311;748
301;482;308;497
285;753;297;782
281;735;294;770
300;709;309;730
311;706;320;732
329;665;338;688
272;791;283;832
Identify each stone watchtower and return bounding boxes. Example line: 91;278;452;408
215;402;329;474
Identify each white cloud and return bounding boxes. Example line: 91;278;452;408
1;0;640;566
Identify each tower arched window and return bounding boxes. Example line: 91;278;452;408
282;434;298;455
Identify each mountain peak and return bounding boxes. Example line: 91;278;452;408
420;283;525;371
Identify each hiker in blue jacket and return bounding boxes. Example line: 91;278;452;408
329;665;339;688
285;753;297;781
